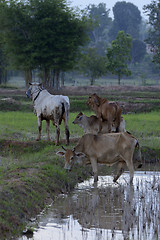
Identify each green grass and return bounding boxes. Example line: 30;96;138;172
0;110;160;149
124;111;160;148
0;89;160;239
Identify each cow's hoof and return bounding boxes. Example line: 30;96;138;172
94;176;98;182
113;178;117;183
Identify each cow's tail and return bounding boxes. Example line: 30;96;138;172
63;100;70;145
135;141;142;168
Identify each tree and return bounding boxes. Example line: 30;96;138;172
79;47;106;85
86;3;112;56
143;1;160;67
109;1;141;41
0;0;89;89
0;41;8;84
87;3;112;44
131;39;146;64
106;31;132;85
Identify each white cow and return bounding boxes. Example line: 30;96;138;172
26;82;70;145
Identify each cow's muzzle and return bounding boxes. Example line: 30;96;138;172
26;89;31;98
64;164;71;171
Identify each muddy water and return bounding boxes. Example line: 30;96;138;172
20;171;160;240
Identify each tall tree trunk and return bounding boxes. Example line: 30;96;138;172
90;77;94;85
61;71;65;87
118;74;121;85
24;70;32;88
44;68;52;87
52;69;55;88
0;68;2;84
54;70;60;91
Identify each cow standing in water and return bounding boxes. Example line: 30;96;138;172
57;132;142;184
26;82;70;145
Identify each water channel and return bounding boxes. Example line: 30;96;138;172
20;171;160;240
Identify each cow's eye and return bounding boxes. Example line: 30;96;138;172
70;156;74;161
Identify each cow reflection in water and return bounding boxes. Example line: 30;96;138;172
50;182;136;236
46;175;159;240
57;132;142;184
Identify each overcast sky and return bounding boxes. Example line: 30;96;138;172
67;0;152;18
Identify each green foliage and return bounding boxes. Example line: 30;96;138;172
110;1;142;40
0;0;90;88
125;111;160;149
79;47;107;85
131;39;146;64
144;1;160;67
106;31;132;84
86;3;112;52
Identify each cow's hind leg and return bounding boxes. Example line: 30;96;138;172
46;120;51;141
65;127;70;145
62;111;70;145
37;116;42;141
113;161;125;182
63;117;70;145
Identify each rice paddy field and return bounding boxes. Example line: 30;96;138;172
0;85;160;239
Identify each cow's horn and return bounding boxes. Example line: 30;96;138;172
62;146;67;151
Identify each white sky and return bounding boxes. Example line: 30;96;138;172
67;0;152;18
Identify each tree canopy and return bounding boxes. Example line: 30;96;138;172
86;3;112;55
110;1;141;40
106;31;132;85
0;0;90;88
144;1;160;67
79;47;106;85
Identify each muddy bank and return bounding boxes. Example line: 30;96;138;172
1;85;160;96
50;85;160;95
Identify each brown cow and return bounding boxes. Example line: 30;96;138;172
87;93;122;133
56;132;142;184
72;112;126;134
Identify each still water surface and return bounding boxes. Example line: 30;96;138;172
20;171;160;240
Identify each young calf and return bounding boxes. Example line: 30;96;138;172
72;112;126;134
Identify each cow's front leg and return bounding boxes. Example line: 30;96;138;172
113;161;125;182
125;157;134;184
90;157;98;182
55;124;60;146
107;120;112;133
46;120;51;141
37;116;42;141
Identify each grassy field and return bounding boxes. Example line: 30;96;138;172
0;110;160;148
0;86;160;239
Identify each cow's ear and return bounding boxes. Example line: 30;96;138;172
29;82;32;85
94;96;100;106
56;151;65;156
78;116;82;121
